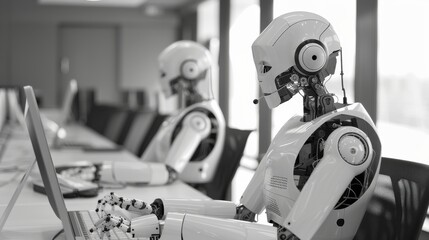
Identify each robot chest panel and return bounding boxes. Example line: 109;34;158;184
261;118;321;222
263;150;301;220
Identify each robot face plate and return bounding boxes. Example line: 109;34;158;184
158;40;214;100
252;11;341;109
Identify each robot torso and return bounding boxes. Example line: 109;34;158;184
150;99;225;183
260;103;381;239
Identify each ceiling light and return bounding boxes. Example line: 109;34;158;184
144;5;162;16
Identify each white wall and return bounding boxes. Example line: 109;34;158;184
0;0;178;108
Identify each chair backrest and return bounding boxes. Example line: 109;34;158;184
354;157;429;240
136;113;168;157
85;104;135;144
106;109;136;145
199;127;252;200
122;110;157;155
85;104;118;134
73;88;95;123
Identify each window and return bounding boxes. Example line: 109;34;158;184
377;0;429;164
197;0;220;101
229;0;260;202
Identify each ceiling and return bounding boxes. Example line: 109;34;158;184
38;0;203;10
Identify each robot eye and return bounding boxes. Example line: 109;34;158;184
260;63;272;73
161;71;166;78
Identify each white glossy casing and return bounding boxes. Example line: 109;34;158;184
164;111;211;173
241;103;381;240
285;126;373;240
131;214;160;238
162;199;236;219
252;12;341;109
141;99;225;183
159;213;277;240
105;161;170;185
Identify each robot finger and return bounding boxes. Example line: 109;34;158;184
105;230;111;238
110;216;131;232
92;215;109;228
119;198;153;214
96;193;119;215
95;199;106;214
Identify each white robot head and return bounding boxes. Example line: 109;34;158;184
252;11;341;109
158;40;214;101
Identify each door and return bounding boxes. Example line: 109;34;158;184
59;25;119;105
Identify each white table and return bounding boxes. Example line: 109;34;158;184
0;123;208;240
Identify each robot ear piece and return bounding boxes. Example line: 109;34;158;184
294;40;328;75
181;60;200;80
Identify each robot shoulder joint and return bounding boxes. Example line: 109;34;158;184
182;111;211;133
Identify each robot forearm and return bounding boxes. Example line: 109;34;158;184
95;193;238;220
160;198;237;219
99;161;176;185
131;213;277;240
158;199;258;222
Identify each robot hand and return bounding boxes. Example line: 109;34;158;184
234;205;257;222
90;213;161;239
58;164;98;181
95;192;158;217
89;213;131;239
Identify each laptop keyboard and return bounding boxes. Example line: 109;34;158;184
78;211;136;240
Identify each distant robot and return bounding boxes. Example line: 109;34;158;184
62;41;225;187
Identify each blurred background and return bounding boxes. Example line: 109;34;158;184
0;0;428;205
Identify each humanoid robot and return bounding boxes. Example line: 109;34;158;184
60;40;225;186
90;12;382;240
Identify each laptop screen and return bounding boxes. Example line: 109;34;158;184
0;89;6;132
7;89;26;130
23;86;75;239
59;79;78;127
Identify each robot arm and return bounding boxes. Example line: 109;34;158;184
284;126;374;240
95;192;237;220
239;154;270;216
96;112;210;185
92;193;269;239
92;212;277;240
164;111;211;173
98;161;172;185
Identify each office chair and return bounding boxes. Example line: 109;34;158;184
122;90;146;109
85;104;135;145
72;88;95;123
135;113;168;157
122;110;158;156
195;127;252;200
106;108;136;145
354;157;429;240
85;104;118;134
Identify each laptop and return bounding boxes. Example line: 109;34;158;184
22;86;137;240
42;79;91;148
